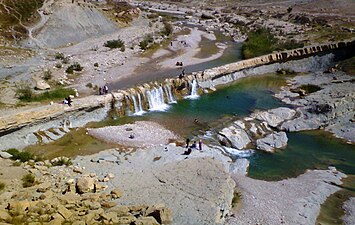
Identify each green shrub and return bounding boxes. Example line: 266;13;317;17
16;87;76;102
139;34;154;50
94;62;99;67
161;21;173;36
54;52;65;60
5;148;35;162
104;39;125;49
15;82;34;101
0;182;5;192
86;83;93;88
22;174;36;188
51;157;72;166
43;69;52;80
66;62;83;74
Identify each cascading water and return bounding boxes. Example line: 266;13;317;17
133;92;145;115
164;84;176;103
146;86;170;111
124;95;133;116
184;80;199;100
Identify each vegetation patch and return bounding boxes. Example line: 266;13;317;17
242;28;303;59
51;157;72;166
139;34;154;50
16;84;76;102
66;62;83;74
5;148;36;162
22;173;36;188
161;21;173;37
104;38;125;50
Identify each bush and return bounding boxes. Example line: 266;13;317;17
5;148;35;162
139;34;154;50
104;39;125;49
242;28;277;59
16;87;76;102
0;182;5;192
22;174;36;188
161;21;173;36
86;83;93;88
51;157;72;166
94;62;99;67
54;52;65;60
66;62;83;74
15;82;34;101
43;70;52;80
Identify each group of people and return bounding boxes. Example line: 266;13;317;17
99;85;109;95
176;61;184;66
182;138;203;155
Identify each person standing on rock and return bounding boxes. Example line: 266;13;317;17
186;138;190;148
199;139;202;151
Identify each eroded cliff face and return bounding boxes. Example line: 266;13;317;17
0;40;354;150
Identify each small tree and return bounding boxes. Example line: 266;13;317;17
161;21;173;36
66;62;83;74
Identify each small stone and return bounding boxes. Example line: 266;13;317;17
101;201;117;208
0;151;12;159
57;205;72;220
110;188;123;198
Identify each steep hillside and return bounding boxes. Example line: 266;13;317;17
0;0;44;44
30;2;118;48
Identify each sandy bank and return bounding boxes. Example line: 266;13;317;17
88;121;180;148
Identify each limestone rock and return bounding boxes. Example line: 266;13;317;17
136;216;159;225
76;177;95;194
0;209;11;221
0;151;12;159
110;188;123;198
256;132;288;152
36;80;51;90
253;107;296;127
218;125;251;149
57;205;72;220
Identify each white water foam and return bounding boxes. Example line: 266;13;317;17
147;86;170;111
223;147;254;158
184;80;199;100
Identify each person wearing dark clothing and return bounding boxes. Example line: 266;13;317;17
182;148;192;155
198;140;202;151
186;138;190;148
191;141;197;149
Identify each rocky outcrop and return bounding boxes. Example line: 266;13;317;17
74;145;235;225
0;157;172;225
218;125;251;149
252;107;296;128
256;131;288;152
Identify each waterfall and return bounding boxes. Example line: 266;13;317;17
124;95;133;116
184;80;199;100
164;84;176;103
146;86;170;111
133;92;145;116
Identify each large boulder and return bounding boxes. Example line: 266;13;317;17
253;107;296;128
256;132;288;152
0;151;12;159
35;79;51;90
76;177;95;194
218;125;251;149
